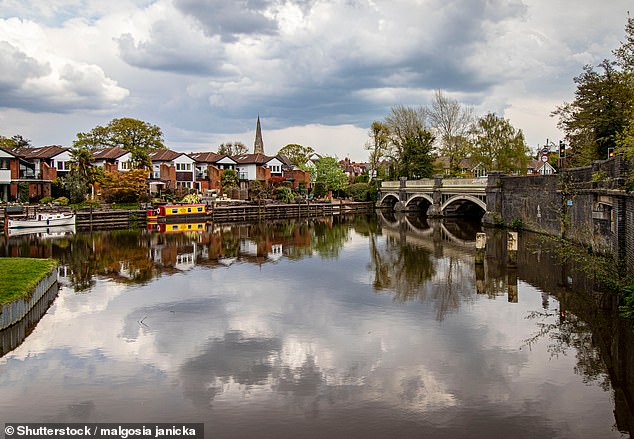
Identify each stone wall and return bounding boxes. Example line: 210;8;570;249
485;156;634;272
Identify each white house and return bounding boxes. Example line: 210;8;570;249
233;153;276;180
91;147;133;172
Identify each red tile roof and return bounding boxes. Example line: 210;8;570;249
92;147;130;160
189;152;228;163
149;149;183;162
232;153;273;164
14;145;69;159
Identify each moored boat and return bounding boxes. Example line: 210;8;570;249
151;204;208;223
157;222;206;233
7;212;76;229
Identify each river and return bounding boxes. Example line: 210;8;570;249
0;213;632;438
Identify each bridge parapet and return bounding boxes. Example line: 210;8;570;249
404;179;434;189
378;176;489;216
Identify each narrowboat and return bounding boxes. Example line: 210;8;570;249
148;204;208;223
157;222;206;233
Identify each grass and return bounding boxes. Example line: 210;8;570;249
0;258;57;305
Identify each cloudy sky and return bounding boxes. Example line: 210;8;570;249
0;0;631;160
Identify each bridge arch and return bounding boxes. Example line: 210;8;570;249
378;193;400;208
405;194;434;211
441;195;487;217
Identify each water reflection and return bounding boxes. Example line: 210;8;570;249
0;217;353;292
0;215;632;438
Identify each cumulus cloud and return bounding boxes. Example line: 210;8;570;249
0;18;129;112
174;0;279;41
0;0;632;154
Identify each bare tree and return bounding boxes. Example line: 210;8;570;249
428;90;474;175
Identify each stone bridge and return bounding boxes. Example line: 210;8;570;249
377;176;488;217
378;157;634;274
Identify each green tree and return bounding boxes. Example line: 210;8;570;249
428;90;474;175
220;169;239;191
470;113;530;174
382;105;436;179
276;143;315;168
74;118;165;169
365;121;389;181
400;129;435;179
615;15;634;172
217;141;248;156
0;134;30;149
314;156;348;194
553;60;633;165
66;147;103;201
59;172;88;204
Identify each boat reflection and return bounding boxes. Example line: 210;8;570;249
5;224;76;239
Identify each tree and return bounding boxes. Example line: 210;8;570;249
99;168;149;203
400;129;436;179
428;90;474;175
218;141;248;156
74;118;165;169
380;105;437;179
66;147;103;201
0;134;30;149
365;121;389;181
314;156;348;195
553;60;633;165
221;169;239;191
614;14;634;73
384;105;427;164
615;15;634;170
470;113;530;174
277;144;315;167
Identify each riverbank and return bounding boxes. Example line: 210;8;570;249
71;201;375;230
0;258;58;331
0;258;56;305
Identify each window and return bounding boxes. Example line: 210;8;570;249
64;161;71;170
176;163;191;171
0;159;9;170
57;161;64;170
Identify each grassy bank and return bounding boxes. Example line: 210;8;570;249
0;258;57;305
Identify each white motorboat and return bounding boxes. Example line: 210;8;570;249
7;212;76;229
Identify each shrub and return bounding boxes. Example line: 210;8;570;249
39;196;54;204
345;183;371;202
275;186;294;203
181;193;201;204
313;182;327;198
53;196;69;206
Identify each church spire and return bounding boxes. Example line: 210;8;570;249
254;114;264;154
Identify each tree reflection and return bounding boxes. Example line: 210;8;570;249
523;309;610;390
370;213;482;320
1;217;354;292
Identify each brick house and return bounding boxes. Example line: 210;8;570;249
148;149;196;193
189;152;238;193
